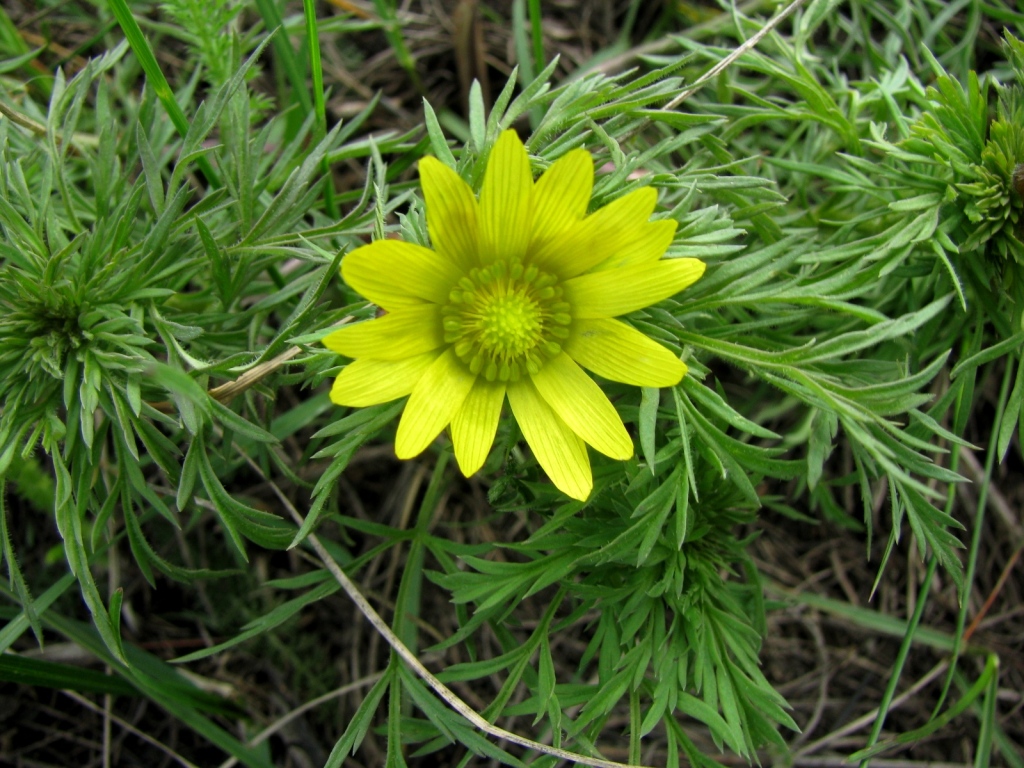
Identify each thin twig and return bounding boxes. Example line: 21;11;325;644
617;0;805;146
0;100;99;148
215;673;384;768
150;348;301;413
60;690;201;768
151;316;351;413
793;660;949;757
207;346;303;403
961;539;1024;645
238;452;650;768
584;0;773;76
790;613;830;748
300;517;649;767
659;0;806;112
102;692;113;768
959;449;1024;542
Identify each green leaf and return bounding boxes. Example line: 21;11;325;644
105;0;221;185
324;667;392;767
0;573;76;654
997;355;1024;461
173;579;339;663
210;399;278;444
639;387;659;474
850;655;998;761
633;467;679;566
149;362;211;435
0;654;138;696
468;80;486;153
0;479;42;643
423;98;457;166
51;454;127;665
807;408;838;490
677;691;744;754
901;485;965;593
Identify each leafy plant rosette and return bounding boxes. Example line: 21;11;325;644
319;126;799;760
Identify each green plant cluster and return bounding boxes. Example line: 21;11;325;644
1;0;1022;766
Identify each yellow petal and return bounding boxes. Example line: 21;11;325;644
479;130;532;264
507;378;592;501
564;258;706;319
527;149;593;259
322;305;444;361
395;348;476;458
342;240;463;309
330;352;439;406
564;318;687;387
419;157;481;271
451;380;505;476
531;186;657;278
590;219;677;272
530;353;633;460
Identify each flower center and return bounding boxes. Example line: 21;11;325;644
477;294;542;357
442;260;571;382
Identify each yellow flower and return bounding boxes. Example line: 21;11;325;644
324;130;705;500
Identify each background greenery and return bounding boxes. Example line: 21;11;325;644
1;0;1022;766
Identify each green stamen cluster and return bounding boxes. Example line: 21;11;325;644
442;259;571;381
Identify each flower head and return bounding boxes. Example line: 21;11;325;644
325;131;705;500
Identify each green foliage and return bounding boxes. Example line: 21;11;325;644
0;30;370;665
160;0;243;85
1;1;1021;766
435;460;797;757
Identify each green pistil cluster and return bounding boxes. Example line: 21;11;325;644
443;259;571;382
